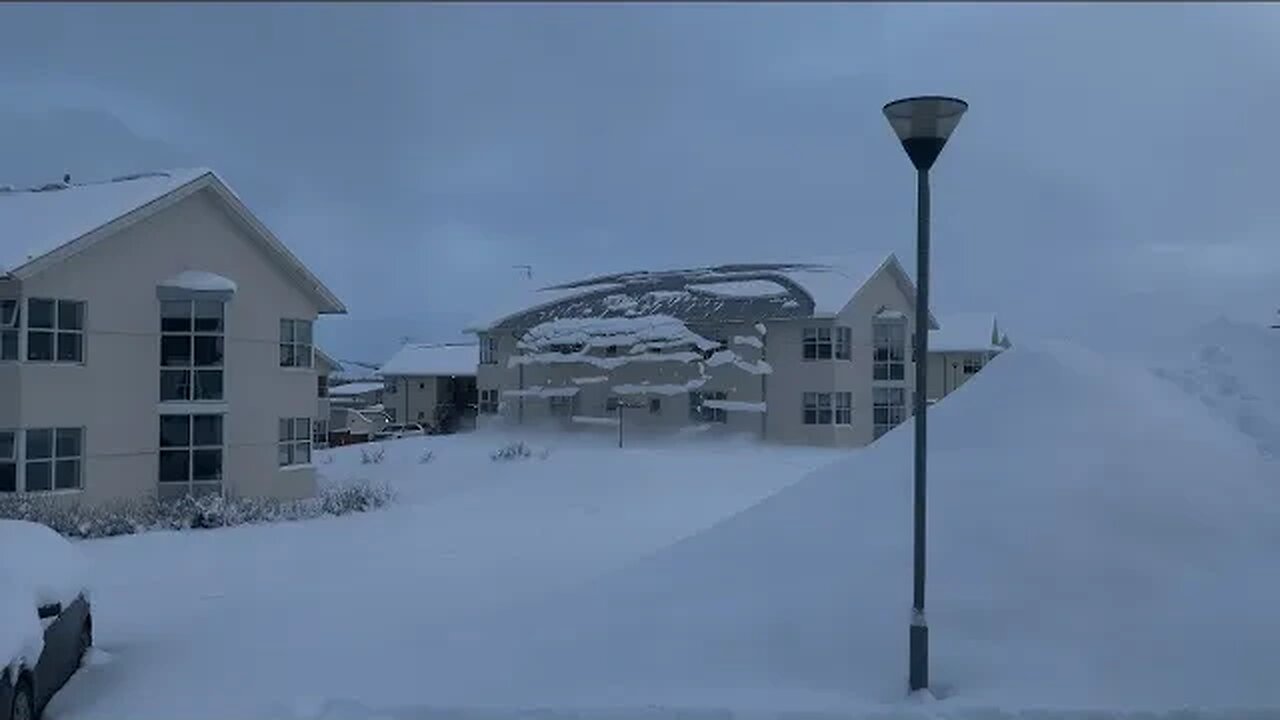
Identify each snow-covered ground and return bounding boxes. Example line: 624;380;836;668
43;339;1280;719
46;433;841;720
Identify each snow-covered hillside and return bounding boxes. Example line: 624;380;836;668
1150;316;1280;459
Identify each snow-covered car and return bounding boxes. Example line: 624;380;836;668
0;520;93;720
373;423;427;440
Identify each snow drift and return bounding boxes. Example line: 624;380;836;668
437;341;1280;712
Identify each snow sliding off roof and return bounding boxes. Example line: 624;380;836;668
480;253;903;332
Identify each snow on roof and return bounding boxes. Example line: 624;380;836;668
379;343;478;377
931;312;1003;352
0;168;212;274
686;279;790;298
328;381;386;397
158;269;237;293
772;252;897;315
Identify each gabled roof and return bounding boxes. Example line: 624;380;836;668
470;251;939;333
931;312;1008;352
379;342;478;377
328;381;386;397
0;168;345;314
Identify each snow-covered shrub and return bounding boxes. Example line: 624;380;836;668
319;452;335;465
0;482;396;539
419;449;435;464
491;441;533;461
360;445;386;465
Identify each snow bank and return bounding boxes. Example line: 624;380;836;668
0;585;42;668
448;341;1280;710
0;519;89;607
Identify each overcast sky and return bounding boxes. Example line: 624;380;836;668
1;2;1277;362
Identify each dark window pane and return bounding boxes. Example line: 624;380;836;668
296;321;313;344
279;418;291;442
28;299;54;329
25;429;52;459
25;461;52;491
1;330;16;360
297;344;313;367
294;418;309;437
191;449;222;481
193;336;222;366
0;432;12;459
161;335;191;367
280;343;294;367
158;450;190;483
160;369;191;402
0;464;15;492
54;459;79;489
295;442;311;465
817;344;832;360
803;344;816;360
280;319;295;343
649;398;661;414
27;331;53;361
194;370;223;401
55;428;81;457
891;365;904;381
0;300;14;326
57;300;83;330
193;301;224;332
161;301;192;333
160;416;191;448
56;332;82;362
278;443;293;467
192;415;222;446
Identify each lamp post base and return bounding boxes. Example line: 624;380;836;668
909;622;929;692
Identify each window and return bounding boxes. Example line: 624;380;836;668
802;392;832;425
1;300;18;361
385;381;398;395
873;387;907;438
19;427;83;493
0;430;16;493
835;392;853;425
548;395;575;417
313;420;328;446
873;320;906;381
279;319;313;368
27;298;84;363
649;398;662;415
317;375;329;398
161;300;225;402
480;335;498;365
604;396;619;413
479;389;499;414
605;345;619;357
278;417;312;467
159;414;223;498
963;357;985;374
689;391;727;423
802;327;832;360
835;327;852;360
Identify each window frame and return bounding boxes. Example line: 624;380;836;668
689;391;728;424
279;318;314;368
158;414;225;498
802;392;834;425
317;375;329;398
963;357;984;374
548;395;576;417
478;389;500;414
802;327;833;361
16;426;84;493
872;319;907;381
835;391;853;425
278;416;313;468
160;299;226;403
0;299;19;362
26;298;85;364
0;429;18;494
873;387;907;438
480;335;498;365
835;326;852;361
313;419;329;448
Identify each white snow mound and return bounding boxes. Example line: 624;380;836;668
443;341;1280;711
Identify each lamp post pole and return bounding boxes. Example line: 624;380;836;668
882;95;968;695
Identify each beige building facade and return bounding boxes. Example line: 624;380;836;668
0;169;345;506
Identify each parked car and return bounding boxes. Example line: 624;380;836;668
1;520;93;720
373;423;427;440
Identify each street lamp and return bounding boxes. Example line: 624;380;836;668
882;95;968;694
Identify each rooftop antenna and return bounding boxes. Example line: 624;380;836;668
513;264;533;280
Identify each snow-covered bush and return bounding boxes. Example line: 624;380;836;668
491;441;534;461
419;449;435;464
360;445;386;465
0;482;395;539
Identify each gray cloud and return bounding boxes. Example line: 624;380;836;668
2;2;1278;361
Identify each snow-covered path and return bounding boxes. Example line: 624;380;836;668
47;434;840;720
